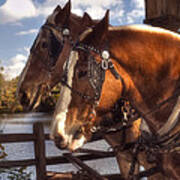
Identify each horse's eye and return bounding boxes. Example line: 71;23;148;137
78;70;87;79
74;128;82;139
42;42;48;49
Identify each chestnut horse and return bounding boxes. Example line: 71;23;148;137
51;10;180;179
17;0;97;111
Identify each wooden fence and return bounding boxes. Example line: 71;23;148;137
0;122;122;180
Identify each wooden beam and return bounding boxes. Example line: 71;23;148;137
46;151;115;166
47;171;123;180
33;123;46;180
0;150;115;168
63;153;107;180
0;159;36;168
0;134;35;143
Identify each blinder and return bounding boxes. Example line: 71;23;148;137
88;54;105;101
48;30;63;66
61;42;124;105
30;23;74;70
60;42;125;134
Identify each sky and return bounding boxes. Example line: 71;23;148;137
0;0;145;80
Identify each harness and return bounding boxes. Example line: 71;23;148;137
30;23;74;71
61;42;124;102
34;23;180;178
61;40;180;179
60;42;127;132
42;23;74;45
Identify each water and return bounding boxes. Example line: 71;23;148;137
0;113;120;180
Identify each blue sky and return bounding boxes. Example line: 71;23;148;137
0;0;145;80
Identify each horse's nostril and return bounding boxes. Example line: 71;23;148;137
19;91;30;107
54;135;67;149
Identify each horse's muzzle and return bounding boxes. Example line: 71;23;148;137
54;135;68;150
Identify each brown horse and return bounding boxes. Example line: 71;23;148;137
17;1;164;178
17;0;97;111
16;2;138;179
51;10;180;179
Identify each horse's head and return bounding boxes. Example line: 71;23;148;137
51;11;125;151
17;0;96;111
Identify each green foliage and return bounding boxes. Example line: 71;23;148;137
0;64;61;113
0;166;32;180
0;75;23;113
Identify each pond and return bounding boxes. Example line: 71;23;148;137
0;112;120;180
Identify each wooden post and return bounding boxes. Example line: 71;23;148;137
144;0;180;32
33;123;46;180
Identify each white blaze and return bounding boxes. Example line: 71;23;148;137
69;136;86;151
50;51;79;144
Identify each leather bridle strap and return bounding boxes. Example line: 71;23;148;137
74;42;125;97
42;23;74;45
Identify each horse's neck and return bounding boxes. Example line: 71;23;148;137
109;33;180;132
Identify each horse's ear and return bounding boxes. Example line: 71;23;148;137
82;12;93;27
92;10;109;41
55;0;71;24
54;5;61;12
62;0;71;17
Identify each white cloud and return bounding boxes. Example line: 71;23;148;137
85;6;105;19
23;47;30;55
72;0;124;20
0;0;145;25
125;0;145;24
33;0;67;17
128;9;144;18
2;54;27;80
16;29;38;36
133;0;144;9
126;16;134;24
17;47;30;56
0;0;37;24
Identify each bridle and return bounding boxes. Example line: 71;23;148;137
42;23;74;45
30;23;74;72
60;42;126;132
59;37;180;179
61;42;125;102
60;40;180;178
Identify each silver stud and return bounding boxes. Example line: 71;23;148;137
90;126;97;133
62;28;70;36
102;50;110;60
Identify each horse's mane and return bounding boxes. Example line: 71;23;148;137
111;24;180;39
79;24;180;42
